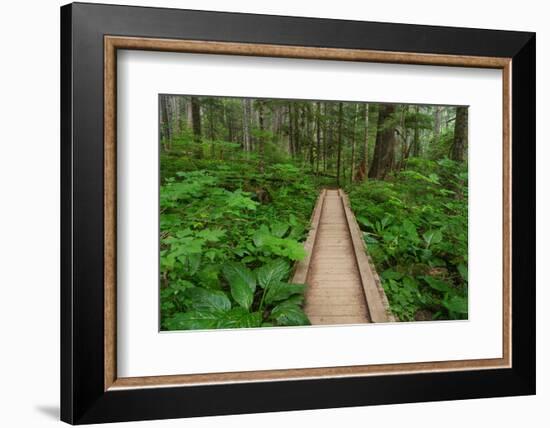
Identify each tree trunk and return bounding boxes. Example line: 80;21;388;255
160;96;172;151
242;99;252;152
307;104;314;169
170;96;180;138
208;103;215;140
451;106;468;161
350;104;358;183
433;105;442;144
315;102;321;174
190;96;202;142
271;105;282;140
177;97;186;136
336;102;344;186
294;104;301;158
411;105;420;157
186;99;193;129
354;104;369;182
288;103;294;157
323;103;330;172
398;105;409;170
224;101;233;142
257;101;265;172
368;104;396;180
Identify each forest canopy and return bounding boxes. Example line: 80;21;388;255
159;94;468;329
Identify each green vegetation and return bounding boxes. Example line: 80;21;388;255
347;158;468;321
159;95;468;329
160;137;318;330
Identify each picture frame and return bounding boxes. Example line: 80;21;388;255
60;2;535;424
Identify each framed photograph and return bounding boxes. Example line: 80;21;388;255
61;2;535;424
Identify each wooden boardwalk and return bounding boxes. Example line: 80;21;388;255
292;189;393;325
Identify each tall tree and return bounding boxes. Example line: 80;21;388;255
223;100;233;142
190;96;202;142
288;103;295;157
315;102;321;174
336;102;344;186
451;106;468;161
368;104;396;180
257;100;266;172
207;101;215;139
354;104;370;182
242;98;252;152
160;96;172;150
186;99;193;129
307;104;314;169
397;105;411;170
349;103;358;184
433;105;442;144
411;105;421;157
293;104;301;157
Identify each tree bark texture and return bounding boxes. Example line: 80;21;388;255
368;104;396;180
451;106;468;161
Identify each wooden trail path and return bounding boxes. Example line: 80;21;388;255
292;189;394;325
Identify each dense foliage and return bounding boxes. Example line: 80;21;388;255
348;158;468;321
160;137;317;330
159;95;469;329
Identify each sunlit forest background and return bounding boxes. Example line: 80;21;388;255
159;95;468;330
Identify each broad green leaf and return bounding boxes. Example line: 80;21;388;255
169;280;194;294
357;215;374;229
432;230;443;244
186;287;231;312
186;253;201;276
363;233;378;244
422;276;452;293
423;229;443;247
216;308;262;329
264;282;306;305
442;295;468;314
196;228;226;242
256;259;290;289
223;263;256;309
380;215;392;230
252;225;270;247
282;294;305;306
381;269;403;281
270;222;289;238
402;276;420;292
261;235;306;261
402;219;419;241
196;264;221;289
270;302;310;326
164;309;224;330
288;224;305;240
277;239;306;261
227;285;253;312
428;173;440;184
288;214;297;226
457;263;468;282
168;236;203;256
224;189;258;211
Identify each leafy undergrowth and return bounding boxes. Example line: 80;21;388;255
160;138;318;330
348;158;468;322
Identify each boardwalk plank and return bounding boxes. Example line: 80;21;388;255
303;189;371;324
291;189;393;326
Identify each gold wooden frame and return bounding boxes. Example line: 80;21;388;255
104;36;512;391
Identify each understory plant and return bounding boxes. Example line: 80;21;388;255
160;138;317;330
348;157;468;321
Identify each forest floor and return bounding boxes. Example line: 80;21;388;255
160;138;468;329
